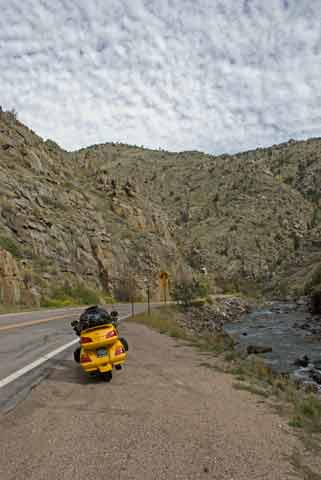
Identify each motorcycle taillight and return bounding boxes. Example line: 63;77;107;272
106;330;116;339
115;346;124;355
80;336;92;344
80;352;91;363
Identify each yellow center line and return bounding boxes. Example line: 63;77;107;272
0;314;79;332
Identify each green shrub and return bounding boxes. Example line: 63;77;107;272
70;285;101;305
41;298;75;308
32;256;50;272
102;295;117;305
297;396;321;419
172;276;209;307
224;350;240;362
41;284;102;307
0;235;22;258
291;395;321;433
311;207;321;227
304;263;321;294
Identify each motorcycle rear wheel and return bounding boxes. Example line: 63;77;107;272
101;371;113;382
73;347;81;363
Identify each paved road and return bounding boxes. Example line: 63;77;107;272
0;322;301;480
0;304;147;412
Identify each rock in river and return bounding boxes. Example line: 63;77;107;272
247;345;273;355
310;369;321;385
294;355;310;368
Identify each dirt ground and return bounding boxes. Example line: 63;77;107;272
0;323;303;479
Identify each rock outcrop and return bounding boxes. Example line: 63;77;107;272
0;248;21;304
0;249;40;306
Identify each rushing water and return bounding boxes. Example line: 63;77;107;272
224;302;321;388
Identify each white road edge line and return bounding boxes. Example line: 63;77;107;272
0;314;129;389
0;339;79;389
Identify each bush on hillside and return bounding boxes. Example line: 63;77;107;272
0;235;22;258
41;284;101;307
172;275;209;308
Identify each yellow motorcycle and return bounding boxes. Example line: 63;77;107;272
72;307;128;382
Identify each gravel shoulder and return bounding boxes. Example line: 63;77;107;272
0;322;301;480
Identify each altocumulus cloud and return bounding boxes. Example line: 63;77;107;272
0;0;321;154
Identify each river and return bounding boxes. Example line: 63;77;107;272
224;301;321;390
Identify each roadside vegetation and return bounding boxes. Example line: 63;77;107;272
171;274;210;308
40;284;113;308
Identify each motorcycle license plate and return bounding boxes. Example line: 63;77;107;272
96;347;107;357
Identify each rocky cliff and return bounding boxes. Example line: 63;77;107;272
0;108;320;305
0;248;40;306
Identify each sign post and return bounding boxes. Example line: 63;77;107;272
129;275;135;318
144;277;151;315
159;271;169;304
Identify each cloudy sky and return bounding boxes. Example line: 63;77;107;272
1;0;321;154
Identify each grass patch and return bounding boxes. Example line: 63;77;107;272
228;357;275;387
227;356;321;438
188;332;234;355
129;307;234;354
128;307;189;340
291;395;321;434
232;381;270;398
224;350;241;362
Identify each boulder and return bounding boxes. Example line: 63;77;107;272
310;369;321;385
246;345;273;355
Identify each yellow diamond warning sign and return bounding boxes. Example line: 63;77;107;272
159;271;169;303
159;271;169;280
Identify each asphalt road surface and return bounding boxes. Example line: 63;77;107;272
0;304;147;412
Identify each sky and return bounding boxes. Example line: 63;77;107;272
0;0;321;154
